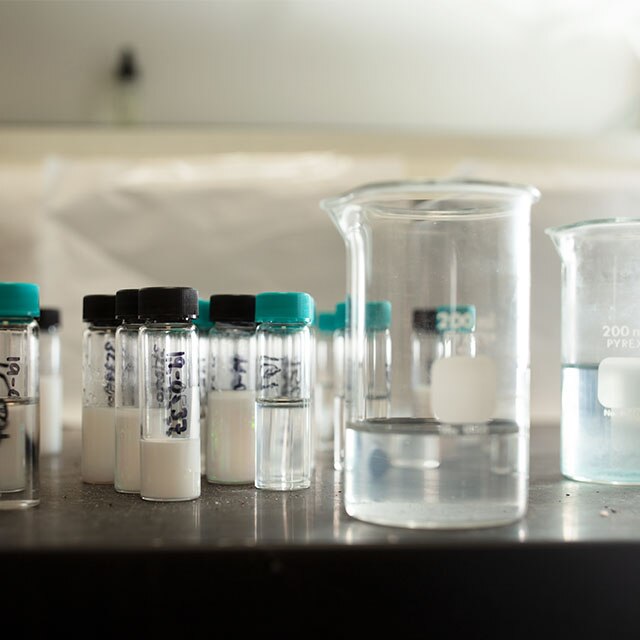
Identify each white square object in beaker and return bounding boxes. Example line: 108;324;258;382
431;355;497;423
597;357;640;409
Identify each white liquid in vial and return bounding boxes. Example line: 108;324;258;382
140;437;200;501
206;390;255;484
200;415;207;474
115;406;141;493
0;401;37;492
81;405;116;484
40;374;63;456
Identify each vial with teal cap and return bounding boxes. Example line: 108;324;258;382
0;282;40;509
365;300;392;418
333;300;347;471
255;291;314;491
313;310;335;455
194;298;214;473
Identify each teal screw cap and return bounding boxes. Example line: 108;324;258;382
255;292;314;325
366;300;392;331
334;301;347;330
317;311;335;333
0;282;40;318
193;299;214;330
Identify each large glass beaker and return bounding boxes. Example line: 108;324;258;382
321;179;540;529
547;218;640;484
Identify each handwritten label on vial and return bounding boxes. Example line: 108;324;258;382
259;355;281;391
104;341;116;406
0;356;20;448
0;356;21;398
231;355;248;391
166;351;188;436
152;344;165;404
0;398;8;444
209;355;217;391
259;355;301;396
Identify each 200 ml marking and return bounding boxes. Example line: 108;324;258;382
602;325;640;349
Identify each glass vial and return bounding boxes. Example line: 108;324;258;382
437;305;477;357
255;291;314;491
38;307;63;456
0;282;40;510
194;298;213;474
81;294;118;484
364;301;392;418
139;287;200;502
313;311;335;455
114;288;142;494
333;301;346;471
206;294;256;485
411;308;441;417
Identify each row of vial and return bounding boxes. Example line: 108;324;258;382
81;287;317;501
318;300;478;472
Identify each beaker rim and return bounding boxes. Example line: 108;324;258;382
320;178;540;218
545;217;640;238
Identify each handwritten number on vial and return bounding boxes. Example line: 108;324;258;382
165;351;188;436
0;398;7;442
0;357;21;397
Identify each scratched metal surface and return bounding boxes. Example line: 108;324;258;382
1;423;639;550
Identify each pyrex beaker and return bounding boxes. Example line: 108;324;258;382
321;179;540;529
547;218;640;484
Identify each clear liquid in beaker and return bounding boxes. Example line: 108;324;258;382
344;418;526;529
561;364;640;484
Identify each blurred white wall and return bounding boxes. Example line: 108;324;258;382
2;0;640;134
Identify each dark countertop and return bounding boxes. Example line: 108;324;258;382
4;424;640;635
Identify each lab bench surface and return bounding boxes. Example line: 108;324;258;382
4;424;640;635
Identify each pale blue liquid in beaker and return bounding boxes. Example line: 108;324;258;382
561;364;640;484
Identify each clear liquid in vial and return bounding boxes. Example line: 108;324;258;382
255;398;311;490
0;399;39;509
333;394;345;471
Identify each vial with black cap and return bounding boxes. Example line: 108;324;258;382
206;293;256;485
0;282;40;509
139;286;200;501
411;308;442;417
38;306;62;456
193;298;214;473
114;288;142;494
81;294;118;484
